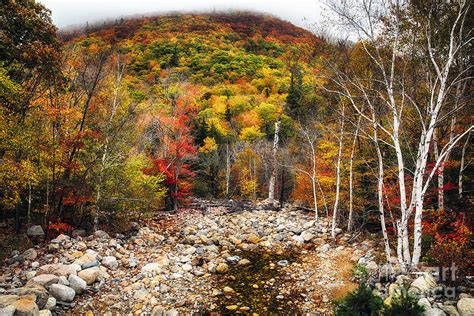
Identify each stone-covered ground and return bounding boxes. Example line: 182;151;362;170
1;205;473;315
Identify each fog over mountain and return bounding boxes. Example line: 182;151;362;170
39;0;325;29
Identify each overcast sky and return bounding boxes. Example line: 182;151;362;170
39;0;327;30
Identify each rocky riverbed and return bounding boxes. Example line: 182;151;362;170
1;204;473;315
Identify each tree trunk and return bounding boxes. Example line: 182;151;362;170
347;115;361;231
318;181;328;217
331;105;344;240
433;129;444;210
268;120;281;200
373;123;392;268
458;130;470;199
27;180;32;227
225;141;230;197
311;177;318;221
393;131;411;267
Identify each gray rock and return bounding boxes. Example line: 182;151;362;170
226;256;241;264
292;235;304;244
49;284;75;302
101;256;118;270
181;264;192;272
128;257;139;268
57;276;69;286
94;230;109;239
184;246;196;255
68;275;86;294
141;263;162;274
319;244;330;252
425;308;447;316
71;229;86;238
38;310;52;316
27;275;59;287
301;231;314;242
0;305;16;316
141;256;169;274
133;289;149;301
27;226;44;237
43;297;55;311
457;298;474;316
22;249;38;261
277;260;289;267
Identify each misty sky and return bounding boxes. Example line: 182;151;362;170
39;0;326;30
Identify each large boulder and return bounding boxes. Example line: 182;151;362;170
68;275;87;294
13;299;39;316
37;264;76;277
27;275;59;287
457;298;474;316
27;226;45;244
94;230;109;239
0;305;16;316
409;273;437;295
425;308;447;316
49;284;75;302
141;255;169;274
22;249;38;261
440;305;460;316
71;229;86;238
74;253;99;269
77;267;99;285
17;285;48;310
101;256;118;270
27;226;44;238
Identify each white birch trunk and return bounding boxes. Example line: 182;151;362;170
373;122;392;267
311;176;319;221
268;120;281;200
331;105;344;240
347;115;361;231
433;129;444;210
458;131;470;198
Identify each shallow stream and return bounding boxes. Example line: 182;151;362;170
213;250;306;314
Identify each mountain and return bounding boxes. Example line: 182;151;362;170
61;12;322;86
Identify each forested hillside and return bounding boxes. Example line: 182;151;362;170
2;11;327;226
1;1;473;314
